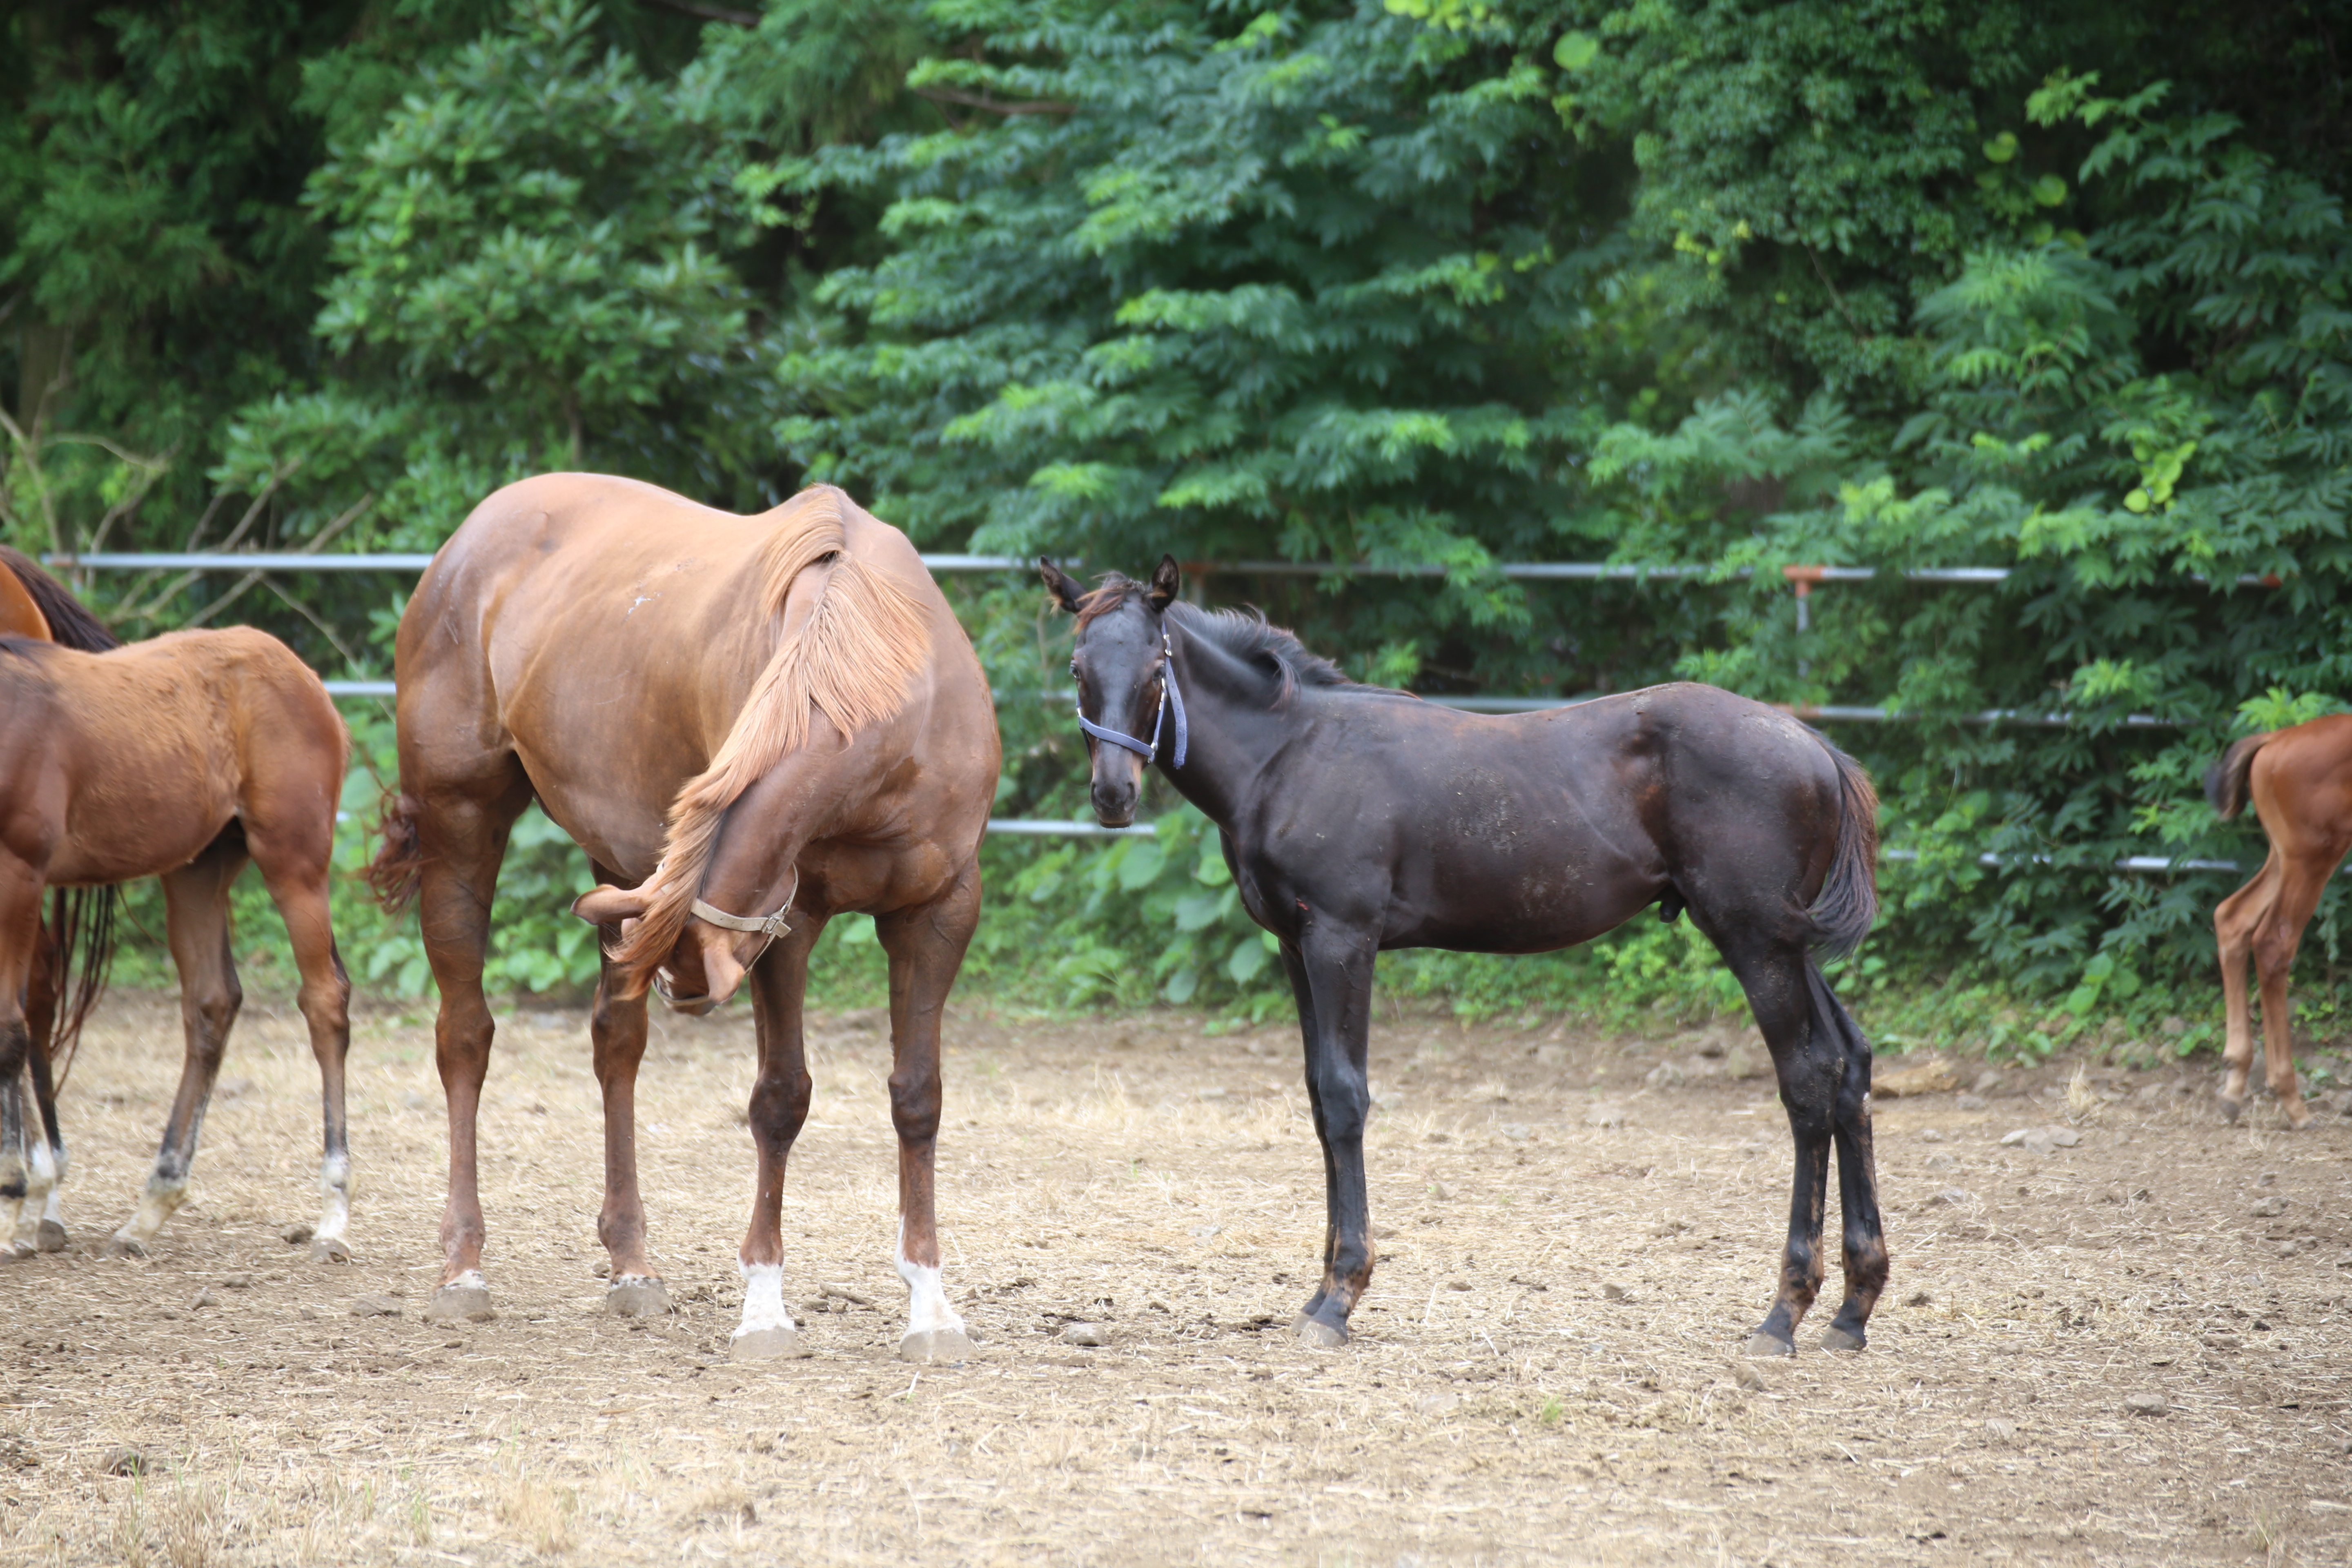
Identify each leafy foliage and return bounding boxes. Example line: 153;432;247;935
14;1;2352;1058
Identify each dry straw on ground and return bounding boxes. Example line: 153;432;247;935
1;991;2347;1564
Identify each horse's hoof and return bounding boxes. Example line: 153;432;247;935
310;1236;352;1264
898;1328;974;1364
1294;1313;1348;1350
729;1325;808;1362
35;1220;67;1253
1742;1331;1796;1359
2284;1107;2316;1132
104;1235;147;1260
424;1283;495;1323
605;1276;672;1317
2218;1094;2244;1125
1820;1325;1866;1354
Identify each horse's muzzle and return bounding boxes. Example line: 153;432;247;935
1090;783;1137;828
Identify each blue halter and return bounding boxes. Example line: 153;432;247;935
1076;629;1188;768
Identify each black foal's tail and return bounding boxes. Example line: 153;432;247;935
1807;742;1880;960
2204;731;2272;821
44;884;117;1091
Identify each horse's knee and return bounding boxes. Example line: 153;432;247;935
886;1070;940;1145
185;977;242;1051
750;1071;811;1146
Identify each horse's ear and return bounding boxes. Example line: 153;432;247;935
572;884;648;925
1147;554;1180;612
1040;557;1086;614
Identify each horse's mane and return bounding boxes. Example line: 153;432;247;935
1076;575;1400;705
608;486;933;987
0;547;119;651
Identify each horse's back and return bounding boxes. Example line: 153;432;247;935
400;474;990;882
33;628;344;884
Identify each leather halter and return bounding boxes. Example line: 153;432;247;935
1075;629;1188;768
657;869;801;1004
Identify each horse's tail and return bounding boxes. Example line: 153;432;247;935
2204;731;2274;821
42;884;116;1091
1806;739;1880;961
0;547;118;652
366;791;427;911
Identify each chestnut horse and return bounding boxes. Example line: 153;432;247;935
0;546;121;1254
0;576;354;1261
368;476;998;1361
1048;558;1885;1357
2204;717;2352;1128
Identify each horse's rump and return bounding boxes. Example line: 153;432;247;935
606;488;935;984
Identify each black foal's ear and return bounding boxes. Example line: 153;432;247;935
1039;557;1087;614
1147;554;1180;612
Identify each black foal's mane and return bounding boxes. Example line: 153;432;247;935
1078;573;1410;705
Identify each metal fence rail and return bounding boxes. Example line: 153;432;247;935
51;546;2248;846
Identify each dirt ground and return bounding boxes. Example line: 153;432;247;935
0;988;2347;1567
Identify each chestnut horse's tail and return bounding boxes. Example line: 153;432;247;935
366;791;428;911
1807;741;1881;960
2205;731;2274;821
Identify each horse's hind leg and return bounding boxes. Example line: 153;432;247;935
877;866;982;1363
2214;854;2279;1121
14;930;65;1255
247;835;356;1260
408;774;530;1322
1713;933;1861;1356
729;909;826;1360
1809;967;1886;1350
2249;848;2339;1131
586;868;667;1318
110;833;249;1257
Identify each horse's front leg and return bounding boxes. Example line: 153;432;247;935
1290;920;1378;1349
588;930;668;1317
876;867;981;1363
730;911;826;1360
111;837;248;1257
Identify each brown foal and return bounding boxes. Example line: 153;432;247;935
2206;717;2352;1127
0;606;354;1259
369;475;998;1360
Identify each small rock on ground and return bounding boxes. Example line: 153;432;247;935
189;1287;216;1310
1584;1103;1628;1129
1600;1282;1628;1301
2124;1392;2169;1417
1731;1361;1771;1392
220;1271;254;1290
1414;1390;1461;1417
349;1294;402;1318
1984;1419;2018;1442
2252;1195;2289;1217
1060;1323;1108;1348
1876;1058;1959;1098
279;1223;314;1245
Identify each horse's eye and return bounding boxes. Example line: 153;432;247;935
1068;659;1079;677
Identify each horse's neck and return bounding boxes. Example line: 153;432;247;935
1158;628;1287;829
